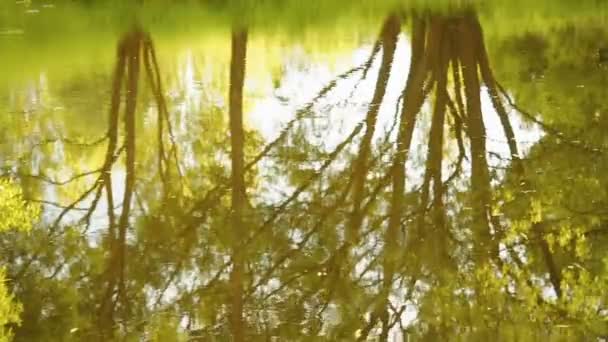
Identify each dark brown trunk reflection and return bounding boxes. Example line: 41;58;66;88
457;17;494;262
347;15;401;248
362;17;428;341
228;28;248;342
96;28;177;339
98;30;141;338
325;17;401;334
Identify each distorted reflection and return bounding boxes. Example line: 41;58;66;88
1;2;607;341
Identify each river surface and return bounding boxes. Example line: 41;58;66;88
1;1;608;341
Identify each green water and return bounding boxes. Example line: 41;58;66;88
1;1;608;341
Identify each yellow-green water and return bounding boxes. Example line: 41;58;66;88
1;1;607;341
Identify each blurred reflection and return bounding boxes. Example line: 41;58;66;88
1;5;608;342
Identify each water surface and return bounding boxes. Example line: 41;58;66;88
1;1;608;341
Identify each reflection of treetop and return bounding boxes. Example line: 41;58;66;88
2;7;608;342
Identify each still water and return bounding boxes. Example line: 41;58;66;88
1;1;608;341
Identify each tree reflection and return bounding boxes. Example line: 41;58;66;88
228;27;248;342
1;7;607;342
